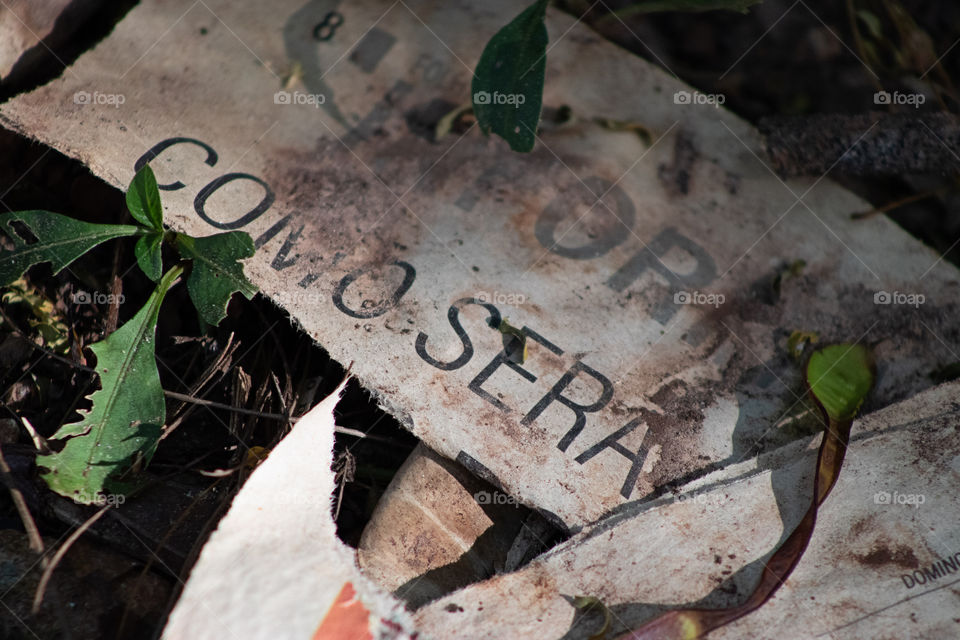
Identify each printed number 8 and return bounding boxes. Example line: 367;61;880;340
313;11;344;42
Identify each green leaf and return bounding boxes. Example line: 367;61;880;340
806;344;874;422
175;231;257;326
593;117;653;145
0;211;140;286
856;9;884;40
498;318;528;364
135;231;163;281
435;102;473;141
126;165;164;231
787;329;818;360
572;596;612;640
37;266;183;503
1;277;69;352
472;0;549;152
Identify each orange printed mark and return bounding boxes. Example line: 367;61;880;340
312;582;373;640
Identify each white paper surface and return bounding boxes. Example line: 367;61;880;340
3;0;957;529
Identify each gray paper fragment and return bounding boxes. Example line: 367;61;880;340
414;381;960;640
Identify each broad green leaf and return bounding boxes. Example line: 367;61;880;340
38;266;183;503
472;0;549;152
0;211;139;286
806;344;874;422
608;0;763;19
135;231;164;281
126;165;164;231
175;231;257;326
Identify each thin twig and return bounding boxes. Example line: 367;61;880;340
105;240;123;335
20;416;51;455
0;442;43;553
163;390;293;421
162;334;239;437
0;327;95;374
851;187;946;219
162;389;396;441
32;505;112;612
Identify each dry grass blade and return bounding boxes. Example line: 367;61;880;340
162;333;238;438
0;441;43;553
32;505;112;613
